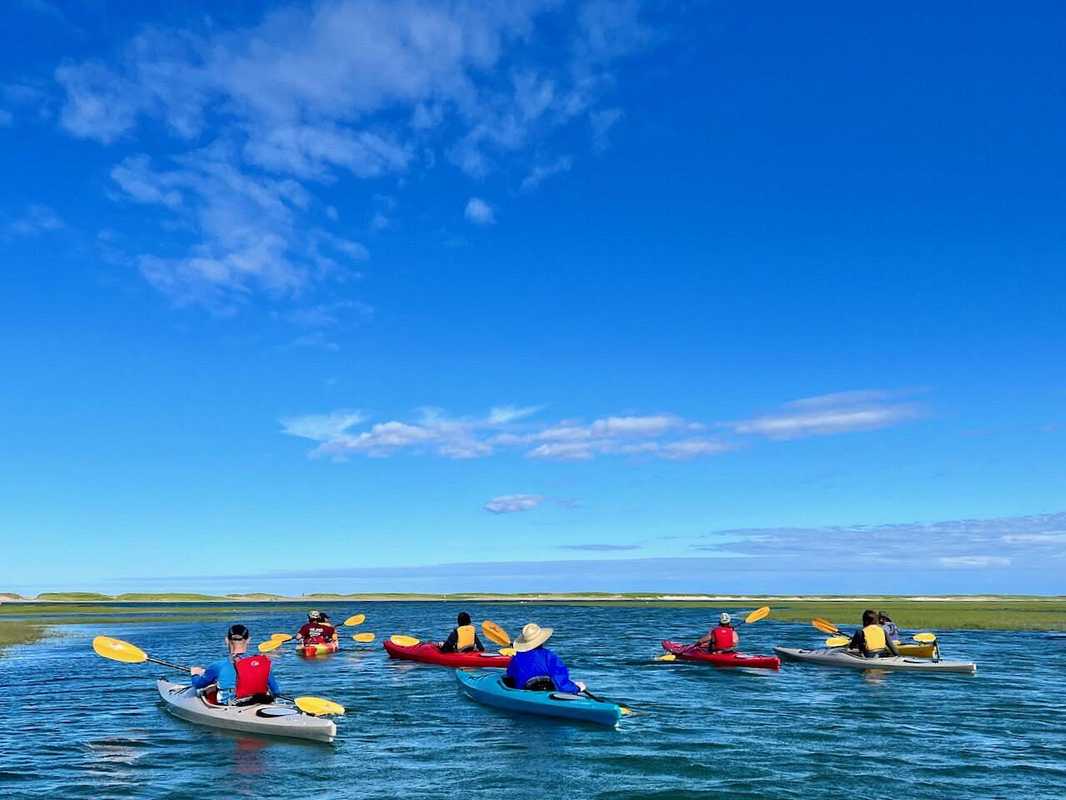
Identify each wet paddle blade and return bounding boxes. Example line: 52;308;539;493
258;639;284;653
913;632;938;643
812;618;840;635
498;647;515;656
482;620;511;647
353;632;376;642
270;633;291;642
390;634;421;647
93;636;148;664
825;636;850;647
343;614;365;627
294;696;345;716
656;653;677;661
745;606;771;624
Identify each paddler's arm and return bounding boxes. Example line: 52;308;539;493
474;632;485;652
190;661;221;689
885;638;900;657
440;629;458;653
545;650;581;694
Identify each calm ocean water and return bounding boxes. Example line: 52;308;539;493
1;602;1063;799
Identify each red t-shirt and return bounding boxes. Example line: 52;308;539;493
297;622;336;644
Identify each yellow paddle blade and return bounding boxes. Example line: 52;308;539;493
343;614;365;627
498;647;516;657
825;636;850;647
92;636;148;664
270;633;291;642
390;634;421;647
258;639;284;653
745;606;771;624
656;653;677;662
913;632;938;643
812;618;840;635
620;706;633;715
482;620;511;647
353;632;376;643
294;696;345;716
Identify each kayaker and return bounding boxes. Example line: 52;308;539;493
439;611;485;653
879;611;902;641
296;610;338;647
849;610;901;658
189;623;280;705
695;612;739;653
505;623;586;693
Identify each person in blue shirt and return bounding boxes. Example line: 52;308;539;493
189;624;280;705
505;622;586;694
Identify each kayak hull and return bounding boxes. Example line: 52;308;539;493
774;647;976;674
383;639;510;668
456;670;621;727
156;679;336;743
298;641;339;658
661;641;781;669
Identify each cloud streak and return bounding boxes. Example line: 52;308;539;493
484;494;544;514
731;390;923;439
283;406;731;462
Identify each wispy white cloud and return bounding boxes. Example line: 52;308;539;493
5;204;63;237
689;512;1066;572
732;390;922;439
484;494;544;514
938;555;1011;568
49;1;649;309
464;197;495;225
521;155;573;190
284;406;729;462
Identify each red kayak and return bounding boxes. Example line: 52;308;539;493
661;640;781;670
383;640;511;668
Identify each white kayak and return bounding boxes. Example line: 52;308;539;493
774;647;977;674
156;679;337;743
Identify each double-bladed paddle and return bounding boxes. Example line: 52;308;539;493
91;636;344;716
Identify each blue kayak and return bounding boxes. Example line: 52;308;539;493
455;670;622;727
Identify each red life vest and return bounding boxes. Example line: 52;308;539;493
711;625;738;650
234;655;272;698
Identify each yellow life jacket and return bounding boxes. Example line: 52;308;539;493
456;625;476;651
862;624;888;652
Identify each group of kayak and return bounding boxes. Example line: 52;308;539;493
94;606;977;743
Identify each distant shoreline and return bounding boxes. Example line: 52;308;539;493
3;592;1066;604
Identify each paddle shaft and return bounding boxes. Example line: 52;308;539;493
148;655;192;673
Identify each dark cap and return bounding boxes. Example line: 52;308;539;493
227;624;250;641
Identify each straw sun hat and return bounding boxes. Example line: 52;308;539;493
512;622;553;652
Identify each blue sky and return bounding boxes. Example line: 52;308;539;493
1;1;1064;595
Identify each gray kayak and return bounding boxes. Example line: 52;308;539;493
774;647;977;674
156;679;337;743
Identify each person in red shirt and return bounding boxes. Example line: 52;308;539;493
295;610;337;646
695;612;739;653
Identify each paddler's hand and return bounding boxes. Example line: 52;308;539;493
575;681;587;692
190;666;205;676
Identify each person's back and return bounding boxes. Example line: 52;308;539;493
190;624;280;704
698;612;739;652
297;610;337;645
504;623;583;694
440;612;484;653
850;610;899;658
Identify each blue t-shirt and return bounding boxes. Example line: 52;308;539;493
190;656;280;703
505;646;580;694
